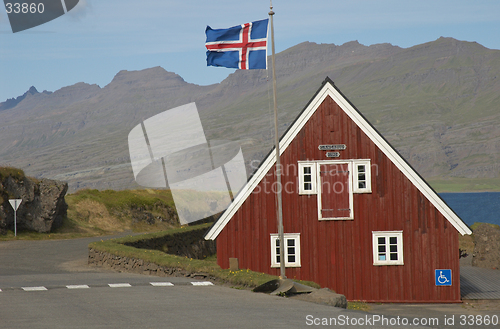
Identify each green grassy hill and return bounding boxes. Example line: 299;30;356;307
62;189;180;235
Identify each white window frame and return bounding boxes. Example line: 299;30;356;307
372;231;404;265
353;159;372;193
270;233;301;268
298;162;317;195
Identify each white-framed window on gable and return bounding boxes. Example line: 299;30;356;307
298;162;317;195
372;231;404;265
353;160;371;193
270;233;301;268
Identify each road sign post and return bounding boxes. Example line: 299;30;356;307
9;199;22;237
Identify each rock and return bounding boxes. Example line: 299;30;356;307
124;227;216;260
126;202;179;226
0;171;68;233
291;288;348;309
472;224;500;269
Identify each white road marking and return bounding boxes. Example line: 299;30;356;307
108;283;132;288
22;286;48;291
6;281;216;291
150;282;174;287
190;281;213;286
66;285;90;289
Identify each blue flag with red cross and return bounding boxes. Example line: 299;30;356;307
205;19;269;70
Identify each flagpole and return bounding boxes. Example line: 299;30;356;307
269;2;285;279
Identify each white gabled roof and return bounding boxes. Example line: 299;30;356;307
205;78;472;240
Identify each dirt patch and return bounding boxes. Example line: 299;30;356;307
74;199;129;232
59;258;103;272
462;300;500;311
472;223;500;269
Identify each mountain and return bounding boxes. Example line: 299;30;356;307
0;86;46;111
1;37;500;193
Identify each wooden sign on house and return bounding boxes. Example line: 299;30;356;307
204;78;472;303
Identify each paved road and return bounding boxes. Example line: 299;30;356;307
2;281;383;329
0;236;498;328
0;236;408;329
461;265;500;299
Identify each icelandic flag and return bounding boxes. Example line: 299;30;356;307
205;19;269;70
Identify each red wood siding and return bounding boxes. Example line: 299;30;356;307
216;95;461;302
319;163;351;219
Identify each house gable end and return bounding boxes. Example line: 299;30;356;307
205;78;471;240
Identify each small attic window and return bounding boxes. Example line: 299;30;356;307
353;160;371;193
298;162;317;195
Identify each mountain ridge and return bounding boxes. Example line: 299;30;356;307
1;37;499;192
0;86;43;111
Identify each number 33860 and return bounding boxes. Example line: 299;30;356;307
5;3;45;14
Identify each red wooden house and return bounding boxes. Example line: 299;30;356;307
204;78;472;303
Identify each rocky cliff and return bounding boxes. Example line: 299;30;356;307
0;167;68;234
472;223;500;269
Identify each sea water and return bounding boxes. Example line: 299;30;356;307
439;192;500;227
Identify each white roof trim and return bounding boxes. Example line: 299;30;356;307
205;80;472;240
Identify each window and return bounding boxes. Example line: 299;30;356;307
298;162;317;194
353;160;371;193
270;233;301;267
372;231;403;265
300;160;371;195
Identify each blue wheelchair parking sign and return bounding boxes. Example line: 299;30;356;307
435;269;452;286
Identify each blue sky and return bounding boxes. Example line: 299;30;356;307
1;0;499;102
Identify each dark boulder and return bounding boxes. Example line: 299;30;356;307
0;171;68;233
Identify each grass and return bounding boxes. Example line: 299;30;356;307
64;188;180;236
0;230;89;241
0;166;27;203
89;223;321;290
0;166;25;181
1;188;182;240
470;222;500;231
428;177;500;193
90;224;221;273
347;301;371;311
66;188;176;214
458;233;475;256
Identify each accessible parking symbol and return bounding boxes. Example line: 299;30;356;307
435;269;452;286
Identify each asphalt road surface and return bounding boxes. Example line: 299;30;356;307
0;236;384;329
0;235;497;328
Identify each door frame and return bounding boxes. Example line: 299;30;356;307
316;160;354;220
